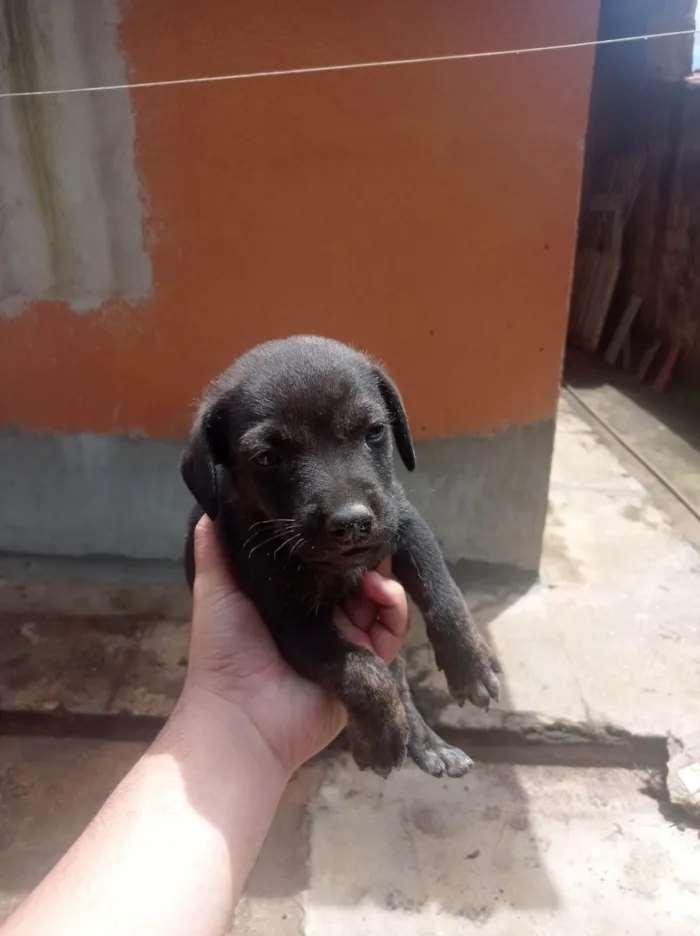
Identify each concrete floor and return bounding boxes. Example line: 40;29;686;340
1;391;700;929
565;356;700;551
1;740;699;933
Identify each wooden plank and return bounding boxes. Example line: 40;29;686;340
604;295;642;365
570;248;621;353
637;340;661;381
653;342;682;393
621;332;632;371
589;193;625;213
569;154;647;354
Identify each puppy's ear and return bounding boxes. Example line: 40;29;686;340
180;403;227;520
374;366;416;472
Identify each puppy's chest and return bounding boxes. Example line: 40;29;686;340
259;559;368;614
243;547;376;615
305;564;366;607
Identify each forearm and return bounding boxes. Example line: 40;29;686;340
4;691;288;936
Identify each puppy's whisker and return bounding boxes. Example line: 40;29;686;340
289;535;305;557
284;534;306;569
243;519;296;546
242;529;268;552
241;531;258;552
248;527;299;558
248;530;287;559
273;533;303;559
242;521;298;552
248;518;296;532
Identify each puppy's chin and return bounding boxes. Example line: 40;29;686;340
304;541;389;575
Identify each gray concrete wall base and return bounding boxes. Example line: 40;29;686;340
0;419;554;571
398;420;554;572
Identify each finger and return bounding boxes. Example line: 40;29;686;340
368;617;405;664
334;575;409;662
341;592;376;634
193;516;242;598
359;573;409;664
339;558;397;636
361;573;409;640
333;608;374;654
194;516;231;584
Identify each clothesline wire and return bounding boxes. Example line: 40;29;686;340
0;28;698;99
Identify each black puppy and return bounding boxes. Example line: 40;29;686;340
181;336;500;778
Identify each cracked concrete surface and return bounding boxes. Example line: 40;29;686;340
301;758;700;935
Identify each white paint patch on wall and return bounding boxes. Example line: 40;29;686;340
0;0;151;317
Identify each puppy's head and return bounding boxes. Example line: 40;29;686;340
181;336;415;569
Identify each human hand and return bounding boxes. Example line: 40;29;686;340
180;516;409;776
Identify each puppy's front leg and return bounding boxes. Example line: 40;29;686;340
393;498;501;708
270;612;409;777
390;651;474;777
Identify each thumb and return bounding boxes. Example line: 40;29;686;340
193;515;240;597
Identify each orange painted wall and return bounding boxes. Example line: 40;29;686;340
0;0;600;440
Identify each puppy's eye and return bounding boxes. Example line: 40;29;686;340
252;449;280;467
366;423;386;444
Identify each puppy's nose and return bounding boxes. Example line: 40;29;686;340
327;504;374;546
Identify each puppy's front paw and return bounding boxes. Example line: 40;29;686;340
348;712;409;779
435;640;501;710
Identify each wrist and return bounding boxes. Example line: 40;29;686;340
160;683;292;793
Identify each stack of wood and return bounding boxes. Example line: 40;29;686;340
635;335;682;393
568;154;646;354
576;287;682;393
569;151;682;393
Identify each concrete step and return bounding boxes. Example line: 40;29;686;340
0;553;189;619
